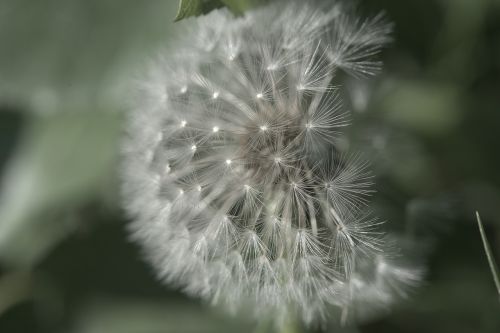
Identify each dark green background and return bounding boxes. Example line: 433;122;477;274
0;0;499;332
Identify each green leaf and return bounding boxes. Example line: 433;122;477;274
220;0;256;14
0;111;122;267
0;0;179;115
174;0;267;21
174;0;202;21
174;0;225;22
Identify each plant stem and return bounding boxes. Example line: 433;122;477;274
476;211;500;301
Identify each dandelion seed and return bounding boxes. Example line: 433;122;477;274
266;64;278;71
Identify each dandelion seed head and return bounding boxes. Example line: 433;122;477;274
122;0;417;327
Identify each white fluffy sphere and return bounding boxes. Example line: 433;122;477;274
122;1;419;327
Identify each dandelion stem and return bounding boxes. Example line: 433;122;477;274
475;211;500;301
253;316;299;333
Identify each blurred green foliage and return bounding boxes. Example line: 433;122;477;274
0;0;500;332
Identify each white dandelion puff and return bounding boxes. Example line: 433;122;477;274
122;0;418;327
